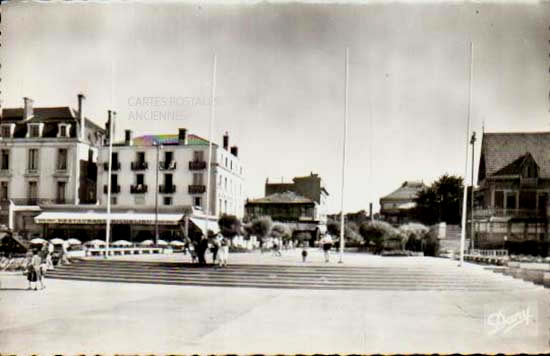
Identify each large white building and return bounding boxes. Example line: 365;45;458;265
97;128;245;218
0;95;105;237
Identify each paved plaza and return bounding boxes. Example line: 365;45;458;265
1;250;549;354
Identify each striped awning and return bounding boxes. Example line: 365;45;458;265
34;211;184;225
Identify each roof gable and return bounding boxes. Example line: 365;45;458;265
481;132;550;179
380;181;425;201
248;191;314;204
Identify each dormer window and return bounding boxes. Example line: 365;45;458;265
1;125;13;138
27;123;43;138
58;123;71;138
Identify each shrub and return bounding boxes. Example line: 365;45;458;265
423;235;440;257
399;223;429;252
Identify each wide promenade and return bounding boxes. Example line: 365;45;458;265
1;249;549;354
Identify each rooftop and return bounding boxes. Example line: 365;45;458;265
380;181;426;201
480;131;550;179
247;191;315;205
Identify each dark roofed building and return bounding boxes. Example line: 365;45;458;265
473;132;550;253
379;181;425;226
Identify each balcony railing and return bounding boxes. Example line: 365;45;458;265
103;185;121;194
103;162;121;171
189;161;207;170
188;184;206;194
473;207;548;219
159;185;176;194
131;161;148;171
131;184;148;194
159;161;177;171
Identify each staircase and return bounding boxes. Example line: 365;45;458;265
45;259;542;291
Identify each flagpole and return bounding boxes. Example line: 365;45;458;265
204;53;217;237
459;42;474;267
105;110;114;258
339;48;349;264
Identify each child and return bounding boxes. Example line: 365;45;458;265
301;243;308;263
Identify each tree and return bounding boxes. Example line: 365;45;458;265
218;214;241;239
413;174;464;226
399;223;429;252
270;223;292;241
251;216;273;240
327;218;362;245
359;220;398;252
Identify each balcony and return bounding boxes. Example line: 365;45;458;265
160;161;177;171
131;184;148;194
103;162;121;171
131;161;148;171
103;185;121;194
473;207;548;219
520;177;538;187
188;184;206;194
189;161;207;170
159;185;176;194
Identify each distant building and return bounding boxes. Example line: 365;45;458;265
472;132;550;249
245;191;325;240
379;181;425;225
0;95;105;237
246;173;329;241
265;172;329;223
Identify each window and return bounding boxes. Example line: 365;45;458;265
29;125;40;138
136;174;144;186
163;197;173;206
219;199;222;213
494;191;504;209
137;151;145;163
1;182;8;200
1;126;11;138
193;151;204;162
506;192;517;210
224;177;227;190
111;197;117;205
28;181;38;200
164;173;173;187
193;173;203;185
57;149;68;170
59;125;68;138
1;150;9;170
28;149;39;171
56;181;66;203
194;196;201;207
225;157;228;167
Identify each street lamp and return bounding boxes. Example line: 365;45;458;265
153;141;161;246
470;131;476;251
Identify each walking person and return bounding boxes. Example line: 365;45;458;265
197;235;208;266
212;233;222;265
39;253;48;289
301;243;308;263
218;237;230;268
322;233;333;263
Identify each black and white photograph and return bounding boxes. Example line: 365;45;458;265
0;0;549;354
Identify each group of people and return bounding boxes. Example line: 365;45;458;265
185;233;230;267
25;243;54;290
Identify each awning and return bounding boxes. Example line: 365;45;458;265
189;217;220;234
34;211;184;225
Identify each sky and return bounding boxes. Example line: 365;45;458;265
2;0;550;214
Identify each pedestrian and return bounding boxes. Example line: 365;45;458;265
197;235;208;266
218;237;230;268
46;242;54;270
301;243;308;263
60;241;71;265
322;233;333;263
39;254;48;289
212;233;222;264
25;251;37;290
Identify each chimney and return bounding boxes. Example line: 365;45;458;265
124;129;133;145
23;97;34;120
178;128;187;145
78;94;86;140
230;146;238;157
223;131;229;150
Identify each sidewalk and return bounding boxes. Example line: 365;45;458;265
1;250;548;354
